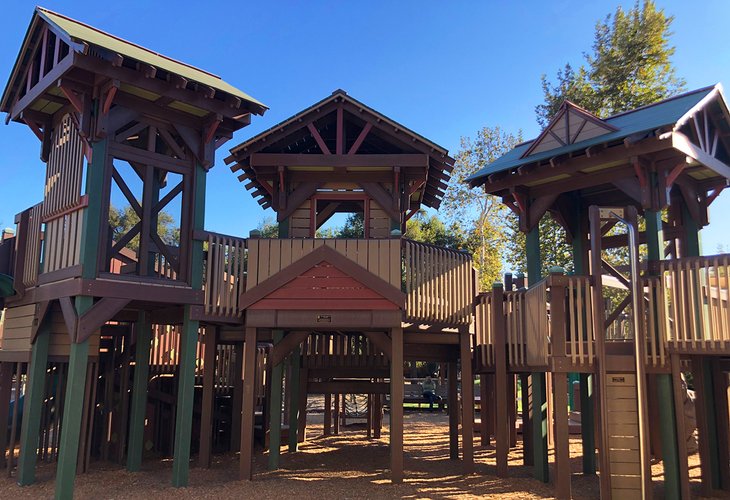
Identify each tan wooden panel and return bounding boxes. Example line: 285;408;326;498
610;488;642;500
2;326;33;340
257;239;271;283
606;386;636;399
609;448;641;463
378;241;389;283
608;410;639;425
1;338;33;351
5;304;36;319
608;435;640;450
609;423;640;437
367;240;379;276
356;239;368;268
389;239;400;288
269;239;281;277
369;226;390;239
610;461;643;475
610;474;642;490
3;314;35;330
291;227;309;238
246;240;259;291
607;398;638;412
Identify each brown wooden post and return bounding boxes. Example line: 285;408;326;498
509;374;517;447
692;355;715;496
390;326;404;483
324;393;332;436
230;342;244;451
479;374;489;446
240;327;257;480
712;361;730;490
460;325;475;474
0;363;13;469
549;270;571;500
521;373;533;466
297;368;308;443
449;362;459;458
493;283;509;476
199;327;217;467
670;353;690;499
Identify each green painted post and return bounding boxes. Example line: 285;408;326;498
268;331;285;470
526;224;549;482
646;206;681;497
171;308;199;487
571;200;595;475
127;310;152;472
16;327;50;486
288;346;301;452
172;164;206;487
55;297;92;500
683;204;721;489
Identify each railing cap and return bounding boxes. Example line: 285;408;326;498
492;281;503;290
548;266;565;275
249;229;261;239
390;229;402;238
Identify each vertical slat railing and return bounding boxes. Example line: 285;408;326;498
202;232;247;318
525;278;549;366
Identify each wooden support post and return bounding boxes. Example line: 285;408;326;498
332;393;342;438
460;326;475;474
526;222;549;482
521;373;532;466
493;283;509;476
553;372;571;500
449;362;459;458
646;205;681;498
579;373;595;474
268;331;284;470
127;311;152;472
54;297;92;500
171;308;199;487
693;357;722;495
324;393;332;436
670;354;691;499
297;368;308;443
288;346;301;452
17;327;50;485
199;327;217;468
0;363;12;469
365;394;371;438
712;361;730;490
230;342;244;452
509;374;517;447
479;374;489;447
240;327;258;480
390;326;404;483
375;391;383;439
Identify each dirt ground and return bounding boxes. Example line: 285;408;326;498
0;411;722;499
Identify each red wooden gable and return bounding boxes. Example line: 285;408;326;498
248;260;400;310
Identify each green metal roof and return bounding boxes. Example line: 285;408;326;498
36;7;266;112
466;85;718;186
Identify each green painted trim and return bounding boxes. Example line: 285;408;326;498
55;296;92;500
645;207;663;263
278;218;290;239
16;327;50;486
579;374;596;474
701;359;721;489
268;330;284;470
526;225;541;286
657;374;681;499
682;202;702;257
126;311;152;472
171;308;199;487
531;372;548;482
288;346;301;452
79;138;107;279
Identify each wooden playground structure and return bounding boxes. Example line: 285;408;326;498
0;6;730;500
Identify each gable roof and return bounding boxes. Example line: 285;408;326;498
1;7;266;116
521;101;617;158
226;89;455;209
466;85;719;187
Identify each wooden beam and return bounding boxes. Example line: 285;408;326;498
348;122;372;155
307;123;331;154
77;297;131;342
250;153;428;168
308;381;390;394
673;131;730;179
360;182;400;221
271;331;309;367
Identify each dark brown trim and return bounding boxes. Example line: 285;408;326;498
239;244;405;310
30;300;52;343
308;381;390;394
59;296;78;342
77;297;131;342
246;309;402;329
249;153;428;168
37;264;83;285
270;331;309;366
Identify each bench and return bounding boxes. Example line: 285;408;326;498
401;381;447;410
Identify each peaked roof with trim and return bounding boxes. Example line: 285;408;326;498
226;89;455;209
1;6;267;115
467;85;719;187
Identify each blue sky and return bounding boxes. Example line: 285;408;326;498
1;1;729;254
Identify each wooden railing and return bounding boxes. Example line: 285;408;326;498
14;203;44;291
402;239;474;325
565;276;596;366
203;232;247;318
525;278;549;366
301;332;388;369
43;200;86;275
654;254;730;352
474;293;494;369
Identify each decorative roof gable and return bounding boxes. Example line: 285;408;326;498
521;101;617;158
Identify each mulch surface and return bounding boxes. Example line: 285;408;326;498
0;411;720;499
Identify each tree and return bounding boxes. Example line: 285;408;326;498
405;210;469;250
515;0;685;276
442;126;521;289
256;216;280;238
109;204;179;251
537;0;685;125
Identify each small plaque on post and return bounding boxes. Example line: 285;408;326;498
317;314;331;323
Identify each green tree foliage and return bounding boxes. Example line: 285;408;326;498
442;126;521;289
334;213;365;238
256;216;280;238
537;0;685;125
109;204;179;251
504;212;574;276
404;210;469;250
